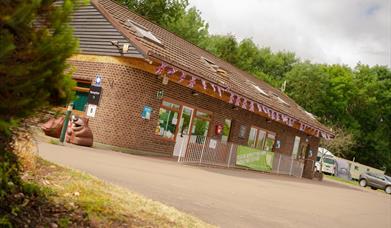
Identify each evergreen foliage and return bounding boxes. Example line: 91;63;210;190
0;0;80;223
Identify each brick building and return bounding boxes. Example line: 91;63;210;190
68;0;333;178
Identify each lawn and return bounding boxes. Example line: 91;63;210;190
9;156;214;227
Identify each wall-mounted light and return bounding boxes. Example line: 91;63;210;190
192;91;199;96
232;106;239;111
162;75;169;85
156;90;164;99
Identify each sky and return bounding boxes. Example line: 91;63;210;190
189;0;391;67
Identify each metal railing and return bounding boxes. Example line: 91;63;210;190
178;136;315;178
179;135;237;167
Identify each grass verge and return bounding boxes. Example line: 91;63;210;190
324;175;359;187
17;157;214;227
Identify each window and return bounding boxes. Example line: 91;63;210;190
248;127;258;148
255;129;266;150
248;126;276;152
125;19;162;45
252;84;269;97
272;93;290;107
264;133;276;152
245;80;269;97
191;111;211;137
292;136;300;159
155;101;180;140
221;119;232;143
201;57;228;76
72;80;91;111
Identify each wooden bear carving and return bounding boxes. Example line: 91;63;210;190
41;116;65;138
66;115;93;147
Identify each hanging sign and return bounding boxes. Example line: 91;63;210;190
87;85;102;105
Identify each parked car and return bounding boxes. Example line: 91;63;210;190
359;172;391;194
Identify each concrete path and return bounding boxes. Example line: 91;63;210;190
38;142;391;228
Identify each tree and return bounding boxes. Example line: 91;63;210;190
118;0;209;44
0;0;79;221
202;34;238;63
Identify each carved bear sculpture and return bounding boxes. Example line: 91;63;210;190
41;116;65;138
66;115;93;147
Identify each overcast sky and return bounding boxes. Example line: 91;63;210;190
189;0;390;67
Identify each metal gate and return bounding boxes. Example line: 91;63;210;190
178;136;314;178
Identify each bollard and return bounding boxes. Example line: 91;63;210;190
59;104;73;143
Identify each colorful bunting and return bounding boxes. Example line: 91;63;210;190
155;60;332;140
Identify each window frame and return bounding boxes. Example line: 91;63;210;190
155;97;213;142
247;125;276;151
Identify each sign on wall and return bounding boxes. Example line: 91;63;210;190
86;104;97;117
239;125;247;138
142;106;152;120
87;85;102;105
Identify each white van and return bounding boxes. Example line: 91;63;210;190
315;148;336;175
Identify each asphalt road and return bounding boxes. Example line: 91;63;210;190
38;142;391;228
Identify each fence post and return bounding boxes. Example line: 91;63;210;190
199;136;207;164
227;143;234;168
277;154;281;174
289;158;294;176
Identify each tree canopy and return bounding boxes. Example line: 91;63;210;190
118;0;391;173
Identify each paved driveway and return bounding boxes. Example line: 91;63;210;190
38;142;391;228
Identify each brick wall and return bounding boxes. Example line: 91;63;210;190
69;59;319;177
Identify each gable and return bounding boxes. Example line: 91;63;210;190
70;3;143;58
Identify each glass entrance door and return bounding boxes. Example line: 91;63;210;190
173;106;194;157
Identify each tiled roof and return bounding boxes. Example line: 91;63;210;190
91;0;332;135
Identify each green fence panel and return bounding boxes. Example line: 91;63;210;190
236;145;274;172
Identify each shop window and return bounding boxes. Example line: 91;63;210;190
248;127;258;148
255;130;266;150
248;126;275;152
155;101;180;140
264;133;275;152
221;119;232;143
73;80;91;111
191;111;211;144
292;136;300;159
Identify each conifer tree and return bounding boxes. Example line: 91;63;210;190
0;0;80;221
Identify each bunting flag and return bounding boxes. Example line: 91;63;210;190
315;129;320;137
249;101;255;112
178;72;186;83
210;83;216;92
288;118;295;127
155;63;167;75
241;98;247;109
155;60;334;140
281;114;289;124
167;67;176;76
235;96;241;106
188;76;197;88
262;105;269;114
217;86;223;97
229;92;236;104
201;79;207;90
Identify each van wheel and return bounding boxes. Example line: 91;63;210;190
359;179;367;187
385;186;391;194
